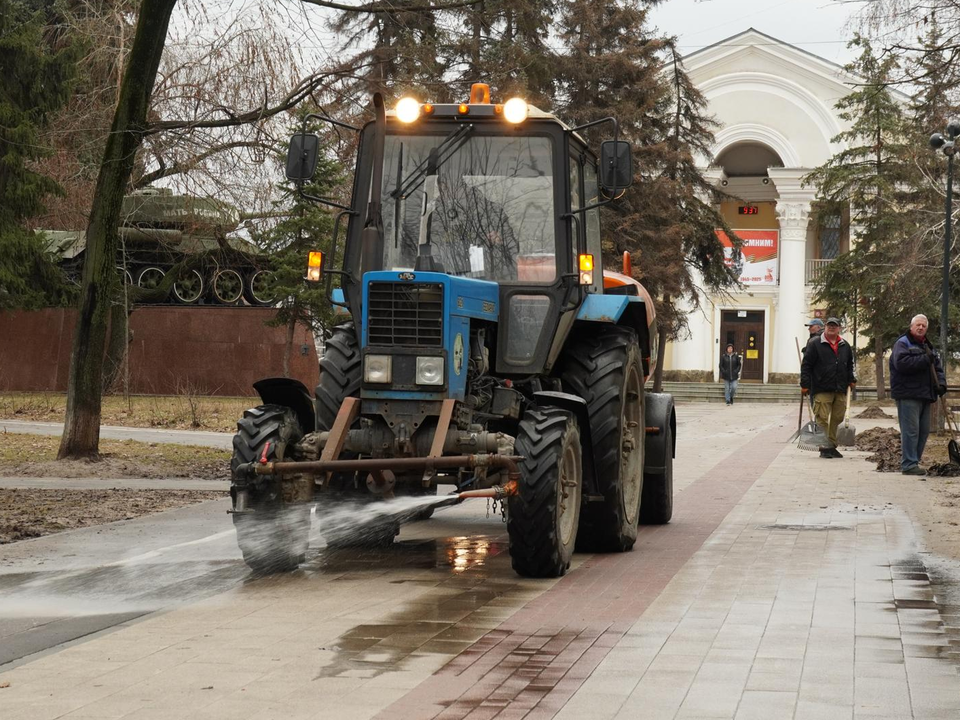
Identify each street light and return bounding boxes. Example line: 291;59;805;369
929;119;960;371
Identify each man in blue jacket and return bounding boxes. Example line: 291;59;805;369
889;314;947;476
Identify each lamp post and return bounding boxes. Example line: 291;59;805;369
929;120;959;377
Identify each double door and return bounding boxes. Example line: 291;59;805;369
720;310;764;382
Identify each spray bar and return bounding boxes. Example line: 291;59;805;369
239;453;523;485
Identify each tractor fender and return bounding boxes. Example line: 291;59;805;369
252;377;317;433
575;294;653;375
532;390;598;496
643;392;676;475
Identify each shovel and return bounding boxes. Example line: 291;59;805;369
837;386;856;447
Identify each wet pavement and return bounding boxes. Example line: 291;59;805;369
1;403;959;719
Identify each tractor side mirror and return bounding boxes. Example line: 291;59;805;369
285;133;320;182
599;140;633;192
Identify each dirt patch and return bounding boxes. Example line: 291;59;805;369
928;463;960;477
0;433;229;480
0;488;226;544
855;426;957;474
0;392;254;433
855;427;900;453
856;406;891;419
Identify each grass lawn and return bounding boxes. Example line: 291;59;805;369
0;392;256;433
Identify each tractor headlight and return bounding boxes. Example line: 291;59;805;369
416;356;444;386
364;355;392;384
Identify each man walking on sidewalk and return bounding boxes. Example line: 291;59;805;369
889;314;947;476
719;343;742;405
800;317;856;458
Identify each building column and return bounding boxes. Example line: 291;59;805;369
670;268;714;377
773;196;812;377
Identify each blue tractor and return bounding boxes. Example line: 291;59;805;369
229;86;676;577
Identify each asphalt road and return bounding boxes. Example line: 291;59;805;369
0;419;233;449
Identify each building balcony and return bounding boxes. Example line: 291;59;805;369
805;258;833;285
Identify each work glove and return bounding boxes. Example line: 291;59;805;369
937;384;947;397
800;387;809;395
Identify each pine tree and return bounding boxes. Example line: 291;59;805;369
553;4;739;389
256;117;345;376
0;0;77;309
805;36;920;398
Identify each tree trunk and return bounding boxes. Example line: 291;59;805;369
873;335;886;401
101;301;130;393
58;0;178;460
282;313;297;378
652;319;668;394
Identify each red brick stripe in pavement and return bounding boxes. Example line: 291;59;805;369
377;416;791;720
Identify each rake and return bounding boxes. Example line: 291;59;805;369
797;394;827;452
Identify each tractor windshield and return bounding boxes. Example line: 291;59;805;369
381;133;556;283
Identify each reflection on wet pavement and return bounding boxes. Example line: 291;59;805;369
304;536;523;681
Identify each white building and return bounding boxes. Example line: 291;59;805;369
662;29;859;384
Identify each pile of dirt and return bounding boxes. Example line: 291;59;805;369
928;463;960;477
856;406;891;419
855;426;901;452
0;488;226;544
855;427;902;473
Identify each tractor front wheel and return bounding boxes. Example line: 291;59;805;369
231;405;310;573
507;407;582;578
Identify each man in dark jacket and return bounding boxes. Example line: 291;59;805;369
800;317;856;458
804;318;824;347
889;314;947;476
719;343;742;405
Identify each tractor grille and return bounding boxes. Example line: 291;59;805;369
368;282;444;347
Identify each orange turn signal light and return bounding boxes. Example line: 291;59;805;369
306;251;324;282
579;254;594;272
458;103;469;115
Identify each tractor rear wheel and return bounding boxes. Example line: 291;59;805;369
316;323;361;430
558;327;644;552
640;421;673;524
231;404;310;573
507;407;582;578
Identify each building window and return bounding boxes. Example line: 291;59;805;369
820;214;841;259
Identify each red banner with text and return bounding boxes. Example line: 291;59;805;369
717;229;779;286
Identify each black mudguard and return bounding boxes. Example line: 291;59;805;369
252;377;317;433
533;390;599;496
644;392;676;475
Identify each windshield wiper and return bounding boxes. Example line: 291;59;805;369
390;123;474;201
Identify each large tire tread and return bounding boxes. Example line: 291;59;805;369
507;407;581;578
557;326;644;553
231;404;308;573
316;323;361;431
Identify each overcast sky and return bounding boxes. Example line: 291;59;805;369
649;0;865;66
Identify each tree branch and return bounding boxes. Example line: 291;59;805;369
133;140;274;188
299;0;482;13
